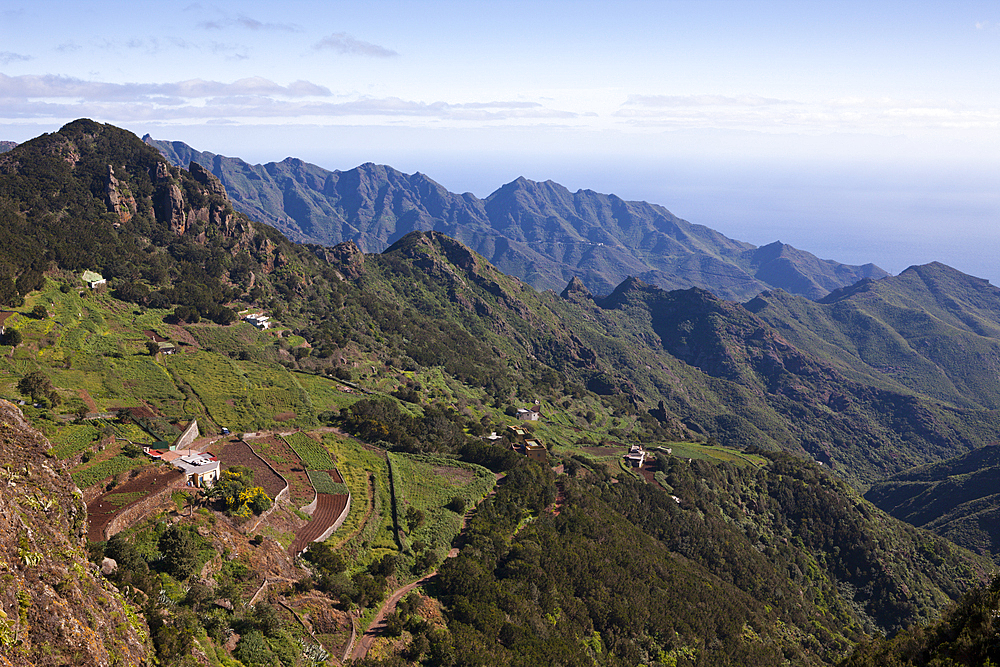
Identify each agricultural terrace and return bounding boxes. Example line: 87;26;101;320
288;492;349;556
165;352;317;432
70;437;152;489
388;452;495;562
86;467;185;541
320;432;394;568
217;440;287;500
283;432;334;470
247;435;315;507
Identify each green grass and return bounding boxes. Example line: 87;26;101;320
306;470;349;495
388;452;495;560
321;432;395;561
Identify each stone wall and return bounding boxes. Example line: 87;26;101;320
103;476;187;539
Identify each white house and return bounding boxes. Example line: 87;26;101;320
81;270;106;289
171;452;220;488
244;313;271;329
624;444;646;468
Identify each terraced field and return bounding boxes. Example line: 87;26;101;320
217;439;287;500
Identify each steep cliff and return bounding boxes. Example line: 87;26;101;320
0;400;151;666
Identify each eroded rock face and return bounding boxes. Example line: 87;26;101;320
105;165;137;226
0;400;151;665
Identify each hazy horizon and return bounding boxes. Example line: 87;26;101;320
3;0;998;286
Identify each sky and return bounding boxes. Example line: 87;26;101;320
2;0;999;283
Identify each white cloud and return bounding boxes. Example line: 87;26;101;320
199;15;301;32
624;94;792;108
0;74;331;100
0;73;573;126
616;93;1000;136
0;52;31;65
314;33;399;58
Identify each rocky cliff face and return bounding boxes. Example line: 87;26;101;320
0;400;151;666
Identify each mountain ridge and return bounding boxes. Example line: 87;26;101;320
145;135;888;300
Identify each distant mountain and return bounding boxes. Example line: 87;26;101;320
0;141;16;153
146;136;887;300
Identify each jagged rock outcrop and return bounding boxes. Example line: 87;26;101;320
0;400;151;665
104;164;137;226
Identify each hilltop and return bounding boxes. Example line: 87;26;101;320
146;135;887;300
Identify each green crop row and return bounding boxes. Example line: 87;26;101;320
71;455;147;489
307;470;350;495
50;423;99;460
284;432;334;470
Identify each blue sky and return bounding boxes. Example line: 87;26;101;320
2;0;999;283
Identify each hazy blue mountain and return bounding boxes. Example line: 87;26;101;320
146;136;887;300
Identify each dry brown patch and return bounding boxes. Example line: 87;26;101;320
431;465;474;485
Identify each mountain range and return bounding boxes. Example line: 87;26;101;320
146;136;888;300
3;119;1000;665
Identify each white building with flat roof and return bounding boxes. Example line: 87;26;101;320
172;452;220;488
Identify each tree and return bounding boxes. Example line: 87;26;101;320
406;506;425;533
158;525;200;580
446;495;467;514
0;328;21;347
145;341;159;356
29;304;47;319
17;370;59;406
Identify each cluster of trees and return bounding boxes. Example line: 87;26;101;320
205;465;271;518
17;369;60;407
340;397;473;453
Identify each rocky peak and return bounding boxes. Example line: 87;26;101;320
104;164;137;226
561;276;592;300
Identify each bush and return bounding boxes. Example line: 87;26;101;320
0;328;21;346
446;495;467;513
158;525;200;580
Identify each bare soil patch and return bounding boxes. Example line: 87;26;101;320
274;411;296;422
432;465;473;485
77;389;97;411
218;440;286;500
288;494;349;555
637;463;657;485
246;435;314;507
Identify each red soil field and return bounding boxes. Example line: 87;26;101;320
87;466;185;542
289;493;349;556
243;435;314;506
217;440;286;499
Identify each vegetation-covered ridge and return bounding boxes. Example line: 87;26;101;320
865;444;1000;559
146;134;887;300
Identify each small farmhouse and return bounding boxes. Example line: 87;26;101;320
81;270;106;289
516;403;543;421
624;444;646;468
172;452;220;488
243;313;271;329
507;425;548;464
